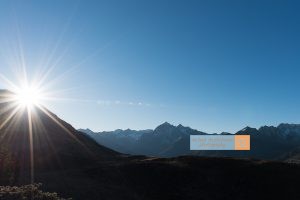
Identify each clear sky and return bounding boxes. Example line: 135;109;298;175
0;0;299;133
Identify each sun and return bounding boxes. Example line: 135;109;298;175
15;87;42;108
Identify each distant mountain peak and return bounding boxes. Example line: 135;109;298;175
177;124;184;128
154;122;176;132
278;123;300;128
236;126;258;135
277;123;300;136
220;132;232;135
242;126;256;131
78;128;95;135
162;121;172;126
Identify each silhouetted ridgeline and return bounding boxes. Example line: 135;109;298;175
80;122;300;162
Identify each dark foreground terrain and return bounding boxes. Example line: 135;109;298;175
31;156;300;200
0;90;300;200
2;155;300;200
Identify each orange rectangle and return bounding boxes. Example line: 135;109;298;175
234;135;250;150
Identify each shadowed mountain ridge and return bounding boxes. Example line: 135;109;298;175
82;122;300;161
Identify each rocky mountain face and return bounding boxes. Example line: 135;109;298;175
78;128;152;154
82;122;300;161
80;122;205;156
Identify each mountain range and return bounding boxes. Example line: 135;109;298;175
1;89;300;200
80;122;300;162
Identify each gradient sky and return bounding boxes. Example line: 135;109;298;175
0;0;299;133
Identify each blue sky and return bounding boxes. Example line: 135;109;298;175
0;0;299;133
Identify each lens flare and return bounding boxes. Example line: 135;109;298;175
15;87;41;108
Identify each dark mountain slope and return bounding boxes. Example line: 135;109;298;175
0;90;119;184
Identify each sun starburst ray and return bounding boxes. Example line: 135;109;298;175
27;107;34;184
36;105;94;155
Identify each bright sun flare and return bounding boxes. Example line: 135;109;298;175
15;87;41;108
